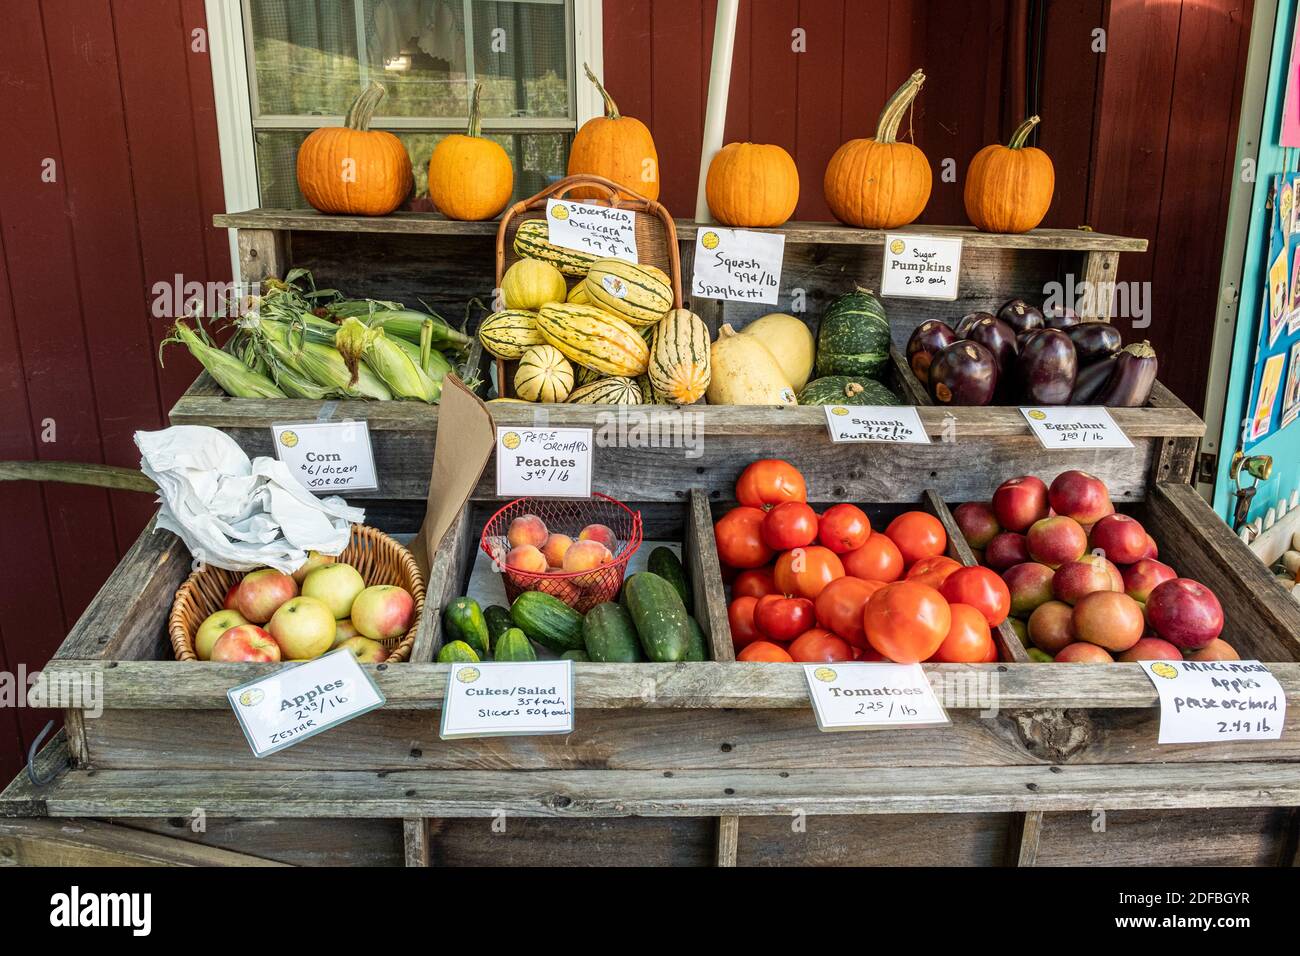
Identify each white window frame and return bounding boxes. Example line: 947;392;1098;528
205;0;604;278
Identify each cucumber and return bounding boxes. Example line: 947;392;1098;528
483;604;514;650
493;627;537;662
623;572;693;662
647;546;692;609
561;649;590;662
582;602;644;663
443;597;489;658
510;591;584;653
685;616;708;662
437;640;480;663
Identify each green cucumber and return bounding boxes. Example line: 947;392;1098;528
483;604;514;650
685;616;708;662
623;572;693;663
509;590;584;653
647;546;692;609
493;627;537;662
437;640;480;663
582;602;644;663
561;649;590;662
443;597;489;658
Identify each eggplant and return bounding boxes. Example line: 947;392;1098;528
1066;322;1123;365
906;320;958;385
954;311;994;338
1093;340;1158;407
1043;303;1081;329
1069;354;1118;403
929;340;999;406
1017;328;1077;405
967;315;1019;385
997;298;1045;335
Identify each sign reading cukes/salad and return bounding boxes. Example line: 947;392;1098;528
546;198;638;263
271;420;378;493
804;663;949;731
495;426;593;499
440;659;575;740
691;226;785;305
1019;406;1133;450
880;234;963;301
1141;659;1286;744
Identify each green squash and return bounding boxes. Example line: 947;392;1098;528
815;288;891;379
798;376;899;406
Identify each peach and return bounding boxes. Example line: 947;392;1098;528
1055;642;1114;663
1052;554;1121;605
1048;470;1111;525
991;476;1049;533
1026;516;1088;569
536;578;582;606
1003;562;1055;617
1117;637;1182;662
563;539;614;586
508;514;549;550
1028;600;1076;654
1147;578;1223;650
541;533;574;568
953;502;1001;549
505;544;548;578
236;569;299;624
1073;591;1144;652
578;523;618;551
985;532;1030;572
1122;558;1177;604
1088;514;1150;565
1188;639;1239;661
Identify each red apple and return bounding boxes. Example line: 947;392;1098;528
991;476;1049;533
194;608;248;661
1117;637;1182;662
1048;470;1111;525
1073;590;1144;652
1055;642;1114;663
1122;558;1177;603
292;550;336;584
985;532;1031;572
1052;554;1121;605
1138;535;1159;560
351;584;416;641
953;502;1001;549
1028;600;1076;654
1088;514;1150;565
210;624;281;663
1003;562;1055;617
331;617;361;649
1188;639;1239;661
235;569;299;624
222;583;240;611
338;635;388;663
1147;578;1224;650
268;595;337;660
508;514;549;549
1026;516;1088;569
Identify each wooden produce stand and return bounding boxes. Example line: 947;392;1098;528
4;209;1300;867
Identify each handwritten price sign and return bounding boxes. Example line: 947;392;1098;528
546;199;638;262
495;426;593;498
1020;406;1133;450
1142;660;1286;744
271;420;378;494
880;234;962;301
691;227;785;304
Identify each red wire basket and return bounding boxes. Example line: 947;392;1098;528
481;493;644;612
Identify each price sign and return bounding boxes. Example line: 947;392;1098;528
880;234;963;300
545;199;638;262
227;649;386;758
824;405;931;444
691;226;785;304
495;426;593;498
1142;659;1286;744
1020;406;1134;449
271;420;378;494
440;660;575;740
804;663;949;732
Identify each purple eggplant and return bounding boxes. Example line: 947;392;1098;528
967;315;1019;379
1070;354;1118;403
1017;328;1077;405
906;320;958;385
1094;340;1158;407
1043;303;1081;329
997;298;1045;335
1066;322;1123;365
955;311;994;338
929;340;999;406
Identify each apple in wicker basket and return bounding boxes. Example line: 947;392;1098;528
351;585;415;642
194;609;248;661
338;636;388;663
268;596;337;660
210;625;281;663
292;550;337;584
331;618;361;649
236;569;299;624
302;563;367;619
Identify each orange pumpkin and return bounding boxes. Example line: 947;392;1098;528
705;143;800;227
296;83;412;216
567;64;660;201
963;115;1055;233
824;69;932;229
428;83;514;221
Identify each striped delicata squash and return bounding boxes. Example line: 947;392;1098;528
582;258;673;326
513;218;598;276
478;309;543;359
514;344;574;403
567;376;642;405
537;303;649;377
648;309;710;404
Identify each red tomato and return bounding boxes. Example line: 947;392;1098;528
885;511;948;567
814;576;881;648
863;581;952;664
857;645;888;662
931;602;996;663
732;567;777;599
787;628;854;663
774;545;845;600
735;459;807;510
982;639;1000;663
818;504;872;553
941;566;1011;627
714;506;774;569
761;501;819;550
754;594;816;641
737;640;794;663
906;554;962;590
727;596;763;650
842;534;904;583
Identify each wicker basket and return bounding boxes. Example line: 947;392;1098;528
492;173;683;399
168;525;425;664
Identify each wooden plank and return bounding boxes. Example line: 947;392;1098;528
425;817;714;867
688;489;732;662
716;815;739;867
410;507;469;664
0;733;70;818
1009;811;1044;866
1078;251;1120;323
124;817;404;867
736;812;1014;866
0;818;288;867
403;818;429;867
1034;807;1292;867
236;229;289;285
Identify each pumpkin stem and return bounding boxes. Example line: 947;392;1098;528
465;81;484;137
584;62;620;120
344;82;387;131
874;69;925;144
1008;115;1041;149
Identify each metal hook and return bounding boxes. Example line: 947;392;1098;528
26;720;64;788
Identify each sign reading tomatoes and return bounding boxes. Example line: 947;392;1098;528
803;662;949;731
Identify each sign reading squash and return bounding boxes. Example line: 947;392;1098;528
691;227;785;305
546;199;638;263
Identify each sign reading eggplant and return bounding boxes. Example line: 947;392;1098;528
1020;406;1133;450
881;234;962;301
691;227;785;304
546;199;638;263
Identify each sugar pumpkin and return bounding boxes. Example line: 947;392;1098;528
705;143;800;227
824;69;931;229
428;82;513;221
963;115;1055;233
296;83;412;216
567;64;660;201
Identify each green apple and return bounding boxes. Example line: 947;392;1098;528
302;563;366;619
267;596;336;660
351;585;415;641
338;636;387;663
194;609;248;661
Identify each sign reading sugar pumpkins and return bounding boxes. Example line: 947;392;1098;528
546;198;638;263
880;234;963;300
691;227;785;305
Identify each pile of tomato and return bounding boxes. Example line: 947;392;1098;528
717;460;1011;664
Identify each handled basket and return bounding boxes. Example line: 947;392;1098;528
492;174;683;399
481;492;643;613
169;524;426;664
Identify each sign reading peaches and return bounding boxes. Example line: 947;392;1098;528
1142;660;1285;744
1019;406;1132;450
495;426;593;499
227;648;386;758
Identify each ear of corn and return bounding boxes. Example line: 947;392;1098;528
162;321;286;399
335;318;439;402
325;300;471;353
253;317;393;400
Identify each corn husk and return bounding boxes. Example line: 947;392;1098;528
162;321;286;399
251;317;393;400
335;317;440;402
325;299;471;353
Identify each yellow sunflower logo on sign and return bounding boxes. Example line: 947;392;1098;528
1150;662;1179;680
279;430;299;449
238;689;265;707
813;666;838;683
701;231;720;250
889;239;905;255
1028;409;1047;421
456;666;481;684
502;431;521;450
830;406;849;416
551;203;570;220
